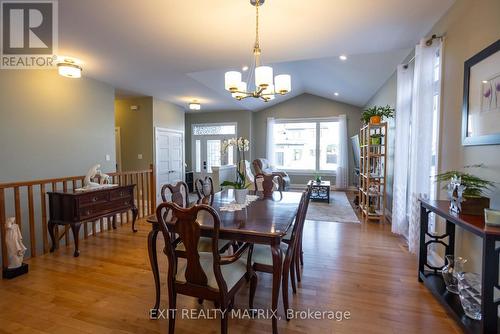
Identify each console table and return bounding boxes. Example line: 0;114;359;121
418;199;500;334
48;185;138;257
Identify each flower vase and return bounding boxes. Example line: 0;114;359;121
442;255;466;294
234;189;248;204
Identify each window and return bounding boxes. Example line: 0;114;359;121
272;119;340;172
192;124;236;136
206;140;221;173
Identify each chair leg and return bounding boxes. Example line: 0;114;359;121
295;248;301;282
197;298;204;305
220;307;229;334
249;272;258;309
168;290;177;334
290;257;297;294
299;240;304;266
282;259;291;321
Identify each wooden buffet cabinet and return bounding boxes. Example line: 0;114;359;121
48;185;138;257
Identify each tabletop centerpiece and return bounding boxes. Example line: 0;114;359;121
221;137;251;204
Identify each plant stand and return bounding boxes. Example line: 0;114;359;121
358;122;387;222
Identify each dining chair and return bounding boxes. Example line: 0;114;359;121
251;190;309;319
161;181;229;254
254;173;283;198
156;202;258;334
195;176;214;205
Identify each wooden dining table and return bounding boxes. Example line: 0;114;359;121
146;189;302;334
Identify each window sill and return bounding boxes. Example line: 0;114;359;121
278;170;336;176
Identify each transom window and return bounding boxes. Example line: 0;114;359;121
192;124;236;136
192;123;237;173
272;119;339;172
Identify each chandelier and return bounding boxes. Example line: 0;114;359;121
224;0;291;102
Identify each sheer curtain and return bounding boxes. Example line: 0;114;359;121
336;114;349;189
407;38;443;253
266;117;275;165
391;64;414;237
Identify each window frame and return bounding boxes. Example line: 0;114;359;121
271;117;341;175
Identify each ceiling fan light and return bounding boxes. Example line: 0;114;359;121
225;71;241;92
274;74;291;94
232;81;248;100
255;66;273;88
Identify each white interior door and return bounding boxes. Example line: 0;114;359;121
155;128;184;203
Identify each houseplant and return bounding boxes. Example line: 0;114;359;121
434;171;494;215
362;105;395;124
370;133;384;145
221;137;251;204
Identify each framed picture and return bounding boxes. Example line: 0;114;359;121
462;39;500;146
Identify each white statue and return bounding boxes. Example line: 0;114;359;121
77;164;117;191
5;217;27;269
83;164;102;189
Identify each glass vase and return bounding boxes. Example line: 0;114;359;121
458;272;482;320
441;255;466;294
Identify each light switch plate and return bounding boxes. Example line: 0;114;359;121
105;154;111;161
138;154;143;160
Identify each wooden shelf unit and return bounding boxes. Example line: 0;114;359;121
358;122;387;222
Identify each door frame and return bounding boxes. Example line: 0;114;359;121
115;127;122;172
154;127;185;202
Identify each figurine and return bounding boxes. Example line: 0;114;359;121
83;164;102;189
5;217;27;269
448;175;466;214
77;164;116;191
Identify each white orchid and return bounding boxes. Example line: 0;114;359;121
220;137;251;189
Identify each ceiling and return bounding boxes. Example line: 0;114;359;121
58;0;455;111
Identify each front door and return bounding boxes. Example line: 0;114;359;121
191;123;237;181
155;128;184;203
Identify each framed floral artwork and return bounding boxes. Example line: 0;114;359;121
462;39;500;146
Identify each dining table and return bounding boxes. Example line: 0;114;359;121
146;189;302;334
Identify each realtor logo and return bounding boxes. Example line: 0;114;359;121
1;0;58;69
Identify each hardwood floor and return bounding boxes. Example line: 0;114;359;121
0;210;461;333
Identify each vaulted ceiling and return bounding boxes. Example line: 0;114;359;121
58;0;455;111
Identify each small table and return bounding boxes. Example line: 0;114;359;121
307;180;330;203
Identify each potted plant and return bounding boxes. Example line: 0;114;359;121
362;105;395;124
314;173;322;183
370;133;384;145
434;171;494;215
221;137;251;204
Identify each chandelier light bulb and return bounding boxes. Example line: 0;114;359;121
275;74;291;94
232;82;248;100
255;66;273;88
225;71;242;92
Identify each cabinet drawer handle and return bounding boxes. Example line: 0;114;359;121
119;191;124;197
92;196;98;202
85;210;92;216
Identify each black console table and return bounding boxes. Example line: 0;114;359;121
418;199;500;334
307;180;330;203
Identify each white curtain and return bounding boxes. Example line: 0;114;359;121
336;114;349;189
266;117;275;165
391;64;414;237
407;38;443;253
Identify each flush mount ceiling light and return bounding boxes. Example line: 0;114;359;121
189;101;201;110
339;55;347;61
224;0;291;102
334;92;339;96
56;56;83;78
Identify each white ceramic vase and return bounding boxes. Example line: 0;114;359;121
234;188;248;204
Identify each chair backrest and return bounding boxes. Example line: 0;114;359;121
156;202;227;291
288;189;310;254
254;173;283;197
252;158;269;175
161;181;189;207
195;176;214;201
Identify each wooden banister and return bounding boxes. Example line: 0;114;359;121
0;167;156;273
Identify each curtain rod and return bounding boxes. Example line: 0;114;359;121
403;34;443;69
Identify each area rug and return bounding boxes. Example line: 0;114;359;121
306;191;360;223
